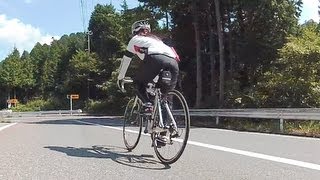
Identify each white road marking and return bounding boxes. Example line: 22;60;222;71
0;123;17;132
75;120;320;171
187;140;320;171
208;128;320;141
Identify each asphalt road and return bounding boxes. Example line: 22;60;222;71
0;115;320;180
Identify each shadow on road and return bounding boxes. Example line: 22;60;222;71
28;117;124;127
26;116;200;130
44;145;171;170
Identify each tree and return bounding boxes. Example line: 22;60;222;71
19;51;36;101
88;4;122;80
192;0;202;108
0;48;34;101
68;50;100;99
255;22;320;107
29;43;50;97
214;0;225;107
138;0;173;29
318;0;320;20
53;33;86;98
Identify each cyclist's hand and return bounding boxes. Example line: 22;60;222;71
117;79;122;90
117;79;126;93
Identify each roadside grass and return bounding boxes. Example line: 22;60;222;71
191;117;320;138
0;117;11;123
285;120;320;137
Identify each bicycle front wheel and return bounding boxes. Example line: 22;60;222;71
154;89;190;164
123;97;143;151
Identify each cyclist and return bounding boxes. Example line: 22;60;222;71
117;20;180;111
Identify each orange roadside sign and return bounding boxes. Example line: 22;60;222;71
70;94;79;99
7;99;18;104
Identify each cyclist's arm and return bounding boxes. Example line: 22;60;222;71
118;36;150;80
117;50;134;80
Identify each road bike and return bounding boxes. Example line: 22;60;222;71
120;76;190;164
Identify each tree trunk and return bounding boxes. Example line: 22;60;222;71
165;10;169;30
193;0;202;108
227;0;234;78
214;0;225;108
208;10;216;100
318;0;320;20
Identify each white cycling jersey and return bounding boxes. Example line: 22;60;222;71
118;34;179;80
127;35;178;60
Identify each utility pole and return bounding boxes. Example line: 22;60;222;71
86;30;93;53
87;78;93;100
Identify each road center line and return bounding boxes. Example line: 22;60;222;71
0;123;17;132
75;120;320;171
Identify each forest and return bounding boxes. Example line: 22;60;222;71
0;0;320;115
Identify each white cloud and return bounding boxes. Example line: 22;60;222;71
0;14;59;60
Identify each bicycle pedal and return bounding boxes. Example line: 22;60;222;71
153;127;167;133
130;121;137;125
171;133;179;138
155;138;166;147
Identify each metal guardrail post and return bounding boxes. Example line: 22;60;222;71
216;117;219;125
280;118;284;133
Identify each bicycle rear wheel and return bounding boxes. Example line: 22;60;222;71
123;97;143;151
154;90;190;164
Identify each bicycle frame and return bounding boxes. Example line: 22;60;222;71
121;77;178;134
147;88;178;133
122;78;190;164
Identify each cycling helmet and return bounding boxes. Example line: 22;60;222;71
131;20;151;35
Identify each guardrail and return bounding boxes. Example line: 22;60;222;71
0;110;13;118
187;108;320;132
0;109;82;118
2;108;319;132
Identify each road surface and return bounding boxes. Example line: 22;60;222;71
0;115;319;179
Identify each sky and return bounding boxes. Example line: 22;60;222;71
0;0;319;61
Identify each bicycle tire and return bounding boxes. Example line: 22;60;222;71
123;97;143;151
153;89;190;164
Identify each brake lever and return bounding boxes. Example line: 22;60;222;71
120;77;133;93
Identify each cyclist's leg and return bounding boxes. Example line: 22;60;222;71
133;56;162;105
166;58;179;92
134;81;150;104
151;54;179;95
145;55;179;147
154;55;179;126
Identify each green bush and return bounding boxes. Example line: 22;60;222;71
84;96;130;115
11;98;68;112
